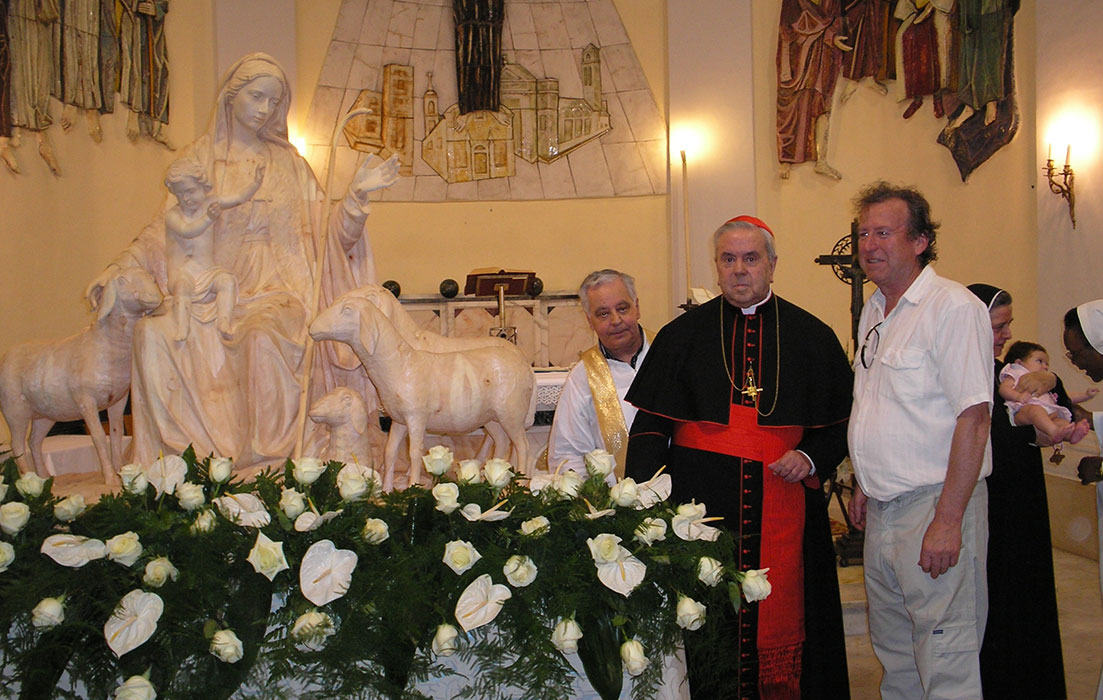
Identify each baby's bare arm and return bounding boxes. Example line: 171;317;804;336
165;205;215;240
998;377;1029;403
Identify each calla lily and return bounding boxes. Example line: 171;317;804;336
104;590;163;657
147;455;187;497
214;493;271;528
454;574;512;632
41;534;107;568
300;539;358;606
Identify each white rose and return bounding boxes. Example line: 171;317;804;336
54;494;86;522
142;557;179;588
361;518;390;544
31;596;65;628
620;638;650;676
190;510;216;534
741;568;772;602
433;483;460;514
210;629;244;663
292;457;327;485
246;531;289;581
554;470;582;499
457;459;482;483
336;463;374;501
431;623;459;656
279;488;306;519
0;541;14;572
291;610;335;650
587;533;623;565
106;532;143;567
0;502;30;535
175;482;206;511
634;517;668;546
697;556;724;587
442;540;482;575
208;457;233;484
114;675;156;700
676;501;707;520
610;478;639;507
422;446;454;477
119;464;148;495
0;478;7;501
519;516;550;537
483;458;514;489
15;471;45;498
676;595;706;631
551;618;583;653
583;449;616;478
502;555;538;587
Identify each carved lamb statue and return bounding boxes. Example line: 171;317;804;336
0;267;163;485
309;294;534;490
308;387;374;466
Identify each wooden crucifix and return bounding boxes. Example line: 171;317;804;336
813;220;867;357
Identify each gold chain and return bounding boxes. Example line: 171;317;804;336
720;295;780;417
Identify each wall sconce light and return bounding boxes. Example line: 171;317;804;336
1044;143;1076;228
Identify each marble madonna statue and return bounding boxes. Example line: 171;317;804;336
86;53;398;467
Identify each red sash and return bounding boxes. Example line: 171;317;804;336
673;404;806;699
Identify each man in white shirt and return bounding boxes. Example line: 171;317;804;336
547;269;648;479
847;183;993;700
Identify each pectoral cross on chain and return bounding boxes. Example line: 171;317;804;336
742;364;763;402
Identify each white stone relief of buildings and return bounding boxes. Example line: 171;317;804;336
305;0;666;202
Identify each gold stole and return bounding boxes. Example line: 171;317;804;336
581;332;651;479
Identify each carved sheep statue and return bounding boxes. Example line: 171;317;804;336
308;386;374;466
309;294;534;490
0;267;163;485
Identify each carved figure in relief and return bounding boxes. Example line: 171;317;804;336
55;0;104;141
309;294;534;491
163;157;265;342
308;386;374;466
0;268;162;486
8;0;61;173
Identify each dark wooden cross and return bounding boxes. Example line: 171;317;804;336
813;220;867;356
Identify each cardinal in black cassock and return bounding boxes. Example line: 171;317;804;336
625;216;852;700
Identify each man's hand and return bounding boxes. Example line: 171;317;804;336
1078;456;1103;485
1014;370;1056;397
847;482;867;531
767;450;812;483
919;516;962;579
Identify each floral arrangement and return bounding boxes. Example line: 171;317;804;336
0;447;770;700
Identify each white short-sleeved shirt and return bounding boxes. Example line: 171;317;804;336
547;338;649;478
848;266;993;501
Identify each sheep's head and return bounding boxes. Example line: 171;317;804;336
308;387;366;431
310;297;362;343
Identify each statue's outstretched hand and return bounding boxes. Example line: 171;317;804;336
350;154;400;203
85;264;120;311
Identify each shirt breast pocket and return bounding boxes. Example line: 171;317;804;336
877;347;932;402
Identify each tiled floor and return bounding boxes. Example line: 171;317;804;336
841;548;1102;699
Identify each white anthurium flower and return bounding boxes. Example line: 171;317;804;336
0;502;30;535
634;470;672;509
459;501;512;522
740;568;773;602
54;494;86;522
106;532;143;567
620;639;650;676
454;573;512;632
291;610;336;651
583;449;616;478
551;617;583;653
41;534;106;567
0;541;14;572
442;540;482;575
361;518;390;544
210;629;244;663
294;509;343;532
292;457;327;486
208;457;233;484
32;596;65;629
672;501;722;542
279;488;306;519
175;482;205;511
609;478;639;508
582;498;616;520
142;557;179;588
432;483;460;514
336;462;379;502
482;458;514;489
527;472;553;494
119;464;148;495
519;516;550;536
586;534;646;597
147;455;187;497
457;459;482;483
300;539;359;606
634;517;668;546
431;623;460;656
15;471;46;498
214;492;271;528
676;595;707;631
697;556;724;587
104;590;164;657
114;674;156;700
246;531;289;581
502;555;538;587
422;445;454;477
